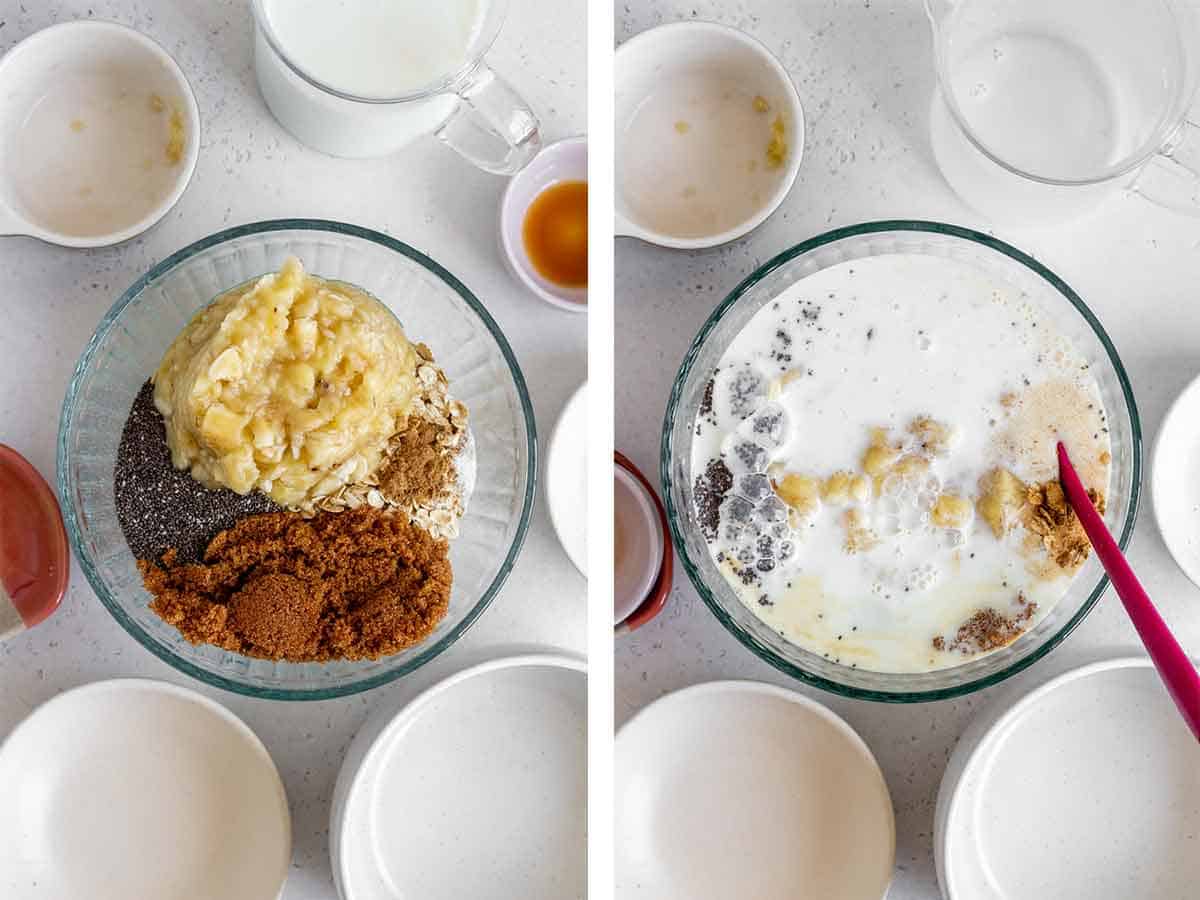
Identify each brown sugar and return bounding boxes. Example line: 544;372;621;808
377;417;453;509
1023;479;1103;573
139;507;452;662
933;594;1038;654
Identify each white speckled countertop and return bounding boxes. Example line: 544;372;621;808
0;2;585;897
616;2;1200;897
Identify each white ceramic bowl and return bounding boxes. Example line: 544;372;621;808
616;681;895;899
547;382;589;576
0;21;199;247
1151;370;1200;588
0;679;290;900
935;657;1200;899
500;135;587;311
331;655;587;900
615;22;804;249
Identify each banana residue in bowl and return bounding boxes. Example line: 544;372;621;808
153;256;419;506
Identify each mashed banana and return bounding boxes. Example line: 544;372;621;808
153;257;419;506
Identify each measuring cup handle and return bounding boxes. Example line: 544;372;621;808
1132;120;1200;215
435;63;541;176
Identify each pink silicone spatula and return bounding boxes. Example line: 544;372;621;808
1058;441;1200;742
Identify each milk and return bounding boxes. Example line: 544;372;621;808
262;0;484;98
253;0;486;157
690;254;1111;673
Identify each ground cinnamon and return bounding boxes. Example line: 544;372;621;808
933;594;1038;654
139;507;452;661
377;417;453;508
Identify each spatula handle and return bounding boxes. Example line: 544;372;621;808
1058;442;1200;742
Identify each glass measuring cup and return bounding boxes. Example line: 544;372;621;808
925;0;1200;223
252;0;540;173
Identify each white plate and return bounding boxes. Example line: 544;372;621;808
332;655;587;900
0;679;290;900
935;657;1200;899
547;382;588;576
616;681;894;899
1152;370;1200;588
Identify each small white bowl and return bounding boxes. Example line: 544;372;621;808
616;681;894;899
615;22;804;249
0;21;200;248
935;657;1200;899
614;461;662;624
499;135;587;311
331;655;587;900
547;382;589;576
0;679;291;900
1152;370;1200;588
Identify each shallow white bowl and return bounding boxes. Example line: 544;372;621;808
0;679;290;900
935;657;1200;899
616;681;894;899
1152;370;1200;588
331;655;587;900
500;135;587;311
547;382;589;576
0;20;199;247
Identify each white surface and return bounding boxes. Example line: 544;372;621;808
547;381;589;576
615;22;804;247
1152;372;1200;590
332;655;587;900
0;2;584;898
615;3;1200;898
500;135;588;310
934;658;1200;899
614;463;661;622
0;679;290;900
0;20;199;246
615;681;894;899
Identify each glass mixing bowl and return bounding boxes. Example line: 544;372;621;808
59;220;536;699
662;221;1141;702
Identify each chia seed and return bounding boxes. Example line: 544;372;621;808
114;380;282;564
693;457;733;541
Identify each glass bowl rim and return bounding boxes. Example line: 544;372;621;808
660;219;1142;703
57;217;539;700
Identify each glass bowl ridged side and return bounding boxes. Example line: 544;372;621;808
59;220;536;699
662;220;1140;702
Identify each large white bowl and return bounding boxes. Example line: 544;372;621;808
616;681;894;899
0;679;290;900
935;657;1200;899
331;655;587;900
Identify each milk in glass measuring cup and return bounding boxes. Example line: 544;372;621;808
926;0;1200;222
252;0;540;173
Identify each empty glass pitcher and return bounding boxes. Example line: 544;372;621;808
925;0;1200;222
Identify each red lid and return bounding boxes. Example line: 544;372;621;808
0;444;68;628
